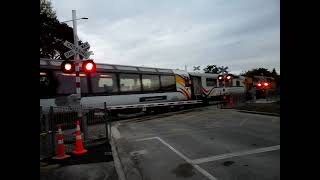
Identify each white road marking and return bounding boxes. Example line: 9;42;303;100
193;164;218;180
156;137;193;164
135;137;158;141
239;118;249;126
192;145;280;164
180;111;214;121
130;149;148;156
137;136;218;180
111;126;121;139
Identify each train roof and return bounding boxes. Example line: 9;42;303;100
188;72;219;78
189;72;244;79
40;58;175;74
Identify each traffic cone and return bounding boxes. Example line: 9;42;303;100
72;120;87;155
52;125;70;160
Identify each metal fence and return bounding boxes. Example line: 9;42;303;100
218;93;247;109
40;104;110;160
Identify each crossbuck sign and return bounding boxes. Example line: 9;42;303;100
63;41;90;59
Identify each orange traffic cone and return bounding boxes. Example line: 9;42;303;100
72;120;87;155
52;125;70;160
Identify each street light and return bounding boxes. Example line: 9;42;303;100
61;17;88;23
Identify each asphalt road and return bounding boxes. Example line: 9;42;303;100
112;105;280;180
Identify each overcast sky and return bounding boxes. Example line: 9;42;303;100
51;0;279;74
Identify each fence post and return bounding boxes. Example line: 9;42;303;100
104;102;110;142
40;106;42;118
40;106;43;133
81;109;89;143
49;106;55;156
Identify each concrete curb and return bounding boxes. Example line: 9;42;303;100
110;125;127;180
110;124;144;180
237;110;280;117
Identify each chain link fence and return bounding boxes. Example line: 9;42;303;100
217;93;247;109
40;104;110;160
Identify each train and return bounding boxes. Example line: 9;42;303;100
40;58;245;111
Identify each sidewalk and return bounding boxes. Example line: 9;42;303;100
110;124;212;180
40;143;117;180
40;162;117;180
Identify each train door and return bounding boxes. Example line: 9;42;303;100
190;75;202;99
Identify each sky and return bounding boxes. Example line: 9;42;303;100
51;0;280;74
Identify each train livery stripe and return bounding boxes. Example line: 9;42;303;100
175;75;191;100
202;88;209;93
207;88;215;96
178;90;188;99
178;87;191;100
175;75;186;85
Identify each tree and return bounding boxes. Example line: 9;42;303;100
271;68;278;77
203;65;228;74
242;67;280;87
40;0;88;59
241;68;273;77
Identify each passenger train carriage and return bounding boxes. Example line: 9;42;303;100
189;72;245;100
40;58;245;110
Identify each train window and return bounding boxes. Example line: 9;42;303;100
91;73;118;94
119;74;141;92
54;72;88;95
224;81;231;87
206;78;217;87
142;75;160;91
236;80;240;87
160;75;176;91
40;72;53;98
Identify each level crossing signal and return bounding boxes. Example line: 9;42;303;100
61;59;96;73
61;60;75;73
82;60;96;73
218;74;233;81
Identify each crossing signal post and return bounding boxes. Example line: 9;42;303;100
61;10;93;141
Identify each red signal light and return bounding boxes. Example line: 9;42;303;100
65;63;72;71
226;75;232;80
218;75;223;81
257;83;262;87
82;60;96;73
61;61;75;73
264;82;269;87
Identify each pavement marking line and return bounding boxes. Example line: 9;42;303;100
130;149;148;156
193;164;218;180
137;136;218;180
191;145;280;164
239;118;249;126
135;137;158;141
180;111;215;121
156;137;193;164
111;126;121;140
